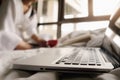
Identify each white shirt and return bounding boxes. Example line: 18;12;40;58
0;0;38;50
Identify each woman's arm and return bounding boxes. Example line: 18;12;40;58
15;41;32;50
31;34;45;43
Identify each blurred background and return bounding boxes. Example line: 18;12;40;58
36;0;119;39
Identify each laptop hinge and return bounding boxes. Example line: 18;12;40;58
101;47;120;68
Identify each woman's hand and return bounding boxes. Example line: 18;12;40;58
38;39;47;47
31;34;47;47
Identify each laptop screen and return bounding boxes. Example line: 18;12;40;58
109;5;120;36
102;4;120;60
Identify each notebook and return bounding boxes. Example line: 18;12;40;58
13;4;120;73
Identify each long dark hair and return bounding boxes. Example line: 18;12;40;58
30;2;37;17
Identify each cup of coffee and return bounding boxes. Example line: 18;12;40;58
47;40;58;47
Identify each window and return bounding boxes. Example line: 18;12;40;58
38;25;57;40
64;0;88;18
37;0;120;38
93;0;119;16
37;0;58;23
61;21;109;37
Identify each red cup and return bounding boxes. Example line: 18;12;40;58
47;40;58;47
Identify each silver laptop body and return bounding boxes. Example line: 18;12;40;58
13;47;115;72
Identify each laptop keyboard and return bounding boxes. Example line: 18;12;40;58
56;48;102;66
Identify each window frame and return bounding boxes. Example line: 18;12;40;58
37;0;110;38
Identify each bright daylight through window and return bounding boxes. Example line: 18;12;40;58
37;0;120;38
93;0;119;16
64;0;88;18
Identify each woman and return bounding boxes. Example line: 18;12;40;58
0;0;47;50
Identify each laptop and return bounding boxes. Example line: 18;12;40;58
13;5;120;73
